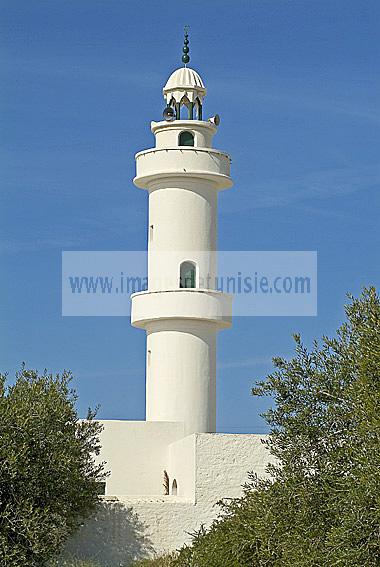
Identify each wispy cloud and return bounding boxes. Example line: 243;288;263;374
0;236;86;254
1;55;163;88
290;204;349;220
225;164;380;213
255;164;380;208
0;200;145;253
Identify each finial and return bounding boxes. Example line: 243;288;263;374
182;26;190;66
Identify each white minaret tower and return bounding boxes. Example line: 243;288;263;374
131;32;233;436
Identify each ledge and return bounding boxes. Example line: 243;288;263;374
151;119;217;135
101;495;194;504
134;147;232;191
131;289;232;329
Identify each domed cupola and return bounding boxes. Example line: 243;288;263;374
162;28;206;120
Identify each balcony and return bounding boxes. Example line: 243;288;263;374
134;147;232;190
131;289;232;329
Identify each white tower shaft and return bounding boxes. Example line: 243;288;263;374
131;70;232;436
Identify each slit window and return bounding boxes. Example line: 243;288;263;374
172;479;178;496
180;261;196;288
179;131;194;147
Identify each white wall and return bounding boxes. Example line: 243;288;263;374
68;432;275;565
152;120;216;149
194;433;273;503
167;433;196;499
98;420;184;495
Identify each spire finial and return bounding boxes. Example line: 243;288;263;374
182;26;190;66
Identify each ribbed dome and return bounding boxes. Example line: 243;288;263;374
164;67;205;91
163;67;207;105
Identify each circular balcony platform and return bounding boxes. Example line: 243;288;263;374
131;289;232;329
134;147;232;191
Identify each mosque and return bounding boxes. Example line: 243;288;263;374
67;32;272;563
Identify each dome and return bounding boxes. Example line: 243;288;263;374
164;67;205;91
163;67;207;104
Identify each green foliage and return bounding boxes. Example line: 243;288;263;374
132;553;178;566
0;368;107;566
170;288;380;566
50;560;102;567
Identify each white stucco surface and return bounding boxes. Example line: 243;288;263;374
144;321;217;435
66;432;274;565
131;290;231;327
98;420;184;495
130;74;233;435
134;147;232;189
152;120;215;148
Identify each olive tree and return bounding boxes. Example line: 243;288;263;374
165;288;380;567
0;368;106;566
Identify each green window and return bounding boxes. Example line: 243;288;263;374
180;261;196;288
179;131;194;146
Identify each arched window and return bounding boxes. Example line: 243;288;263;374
179;131;194;147
180;261;196;288
172;479;178;496
195;97;203;120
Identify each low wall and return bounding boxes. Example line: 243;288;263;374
63;433;274;565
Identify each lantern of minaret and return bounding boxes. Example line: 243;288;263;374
131;33;233;436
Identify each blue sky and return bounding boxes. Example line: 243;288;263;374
1;0;379;432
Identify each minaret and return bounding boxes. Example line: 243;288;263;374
131;32;233;436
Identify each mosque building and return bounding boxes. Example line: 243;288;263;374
68;32;272;562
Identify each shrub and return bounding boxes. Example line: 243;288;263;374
0;368;107;566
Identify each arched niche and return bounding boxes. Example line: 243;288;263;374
179;131;195;146
179;261;196;288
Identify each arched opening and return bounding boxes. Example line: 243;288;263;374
180;261;196;288
163;470;169;495
179;131;194;147
195;97;203;120
172;479;178;496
